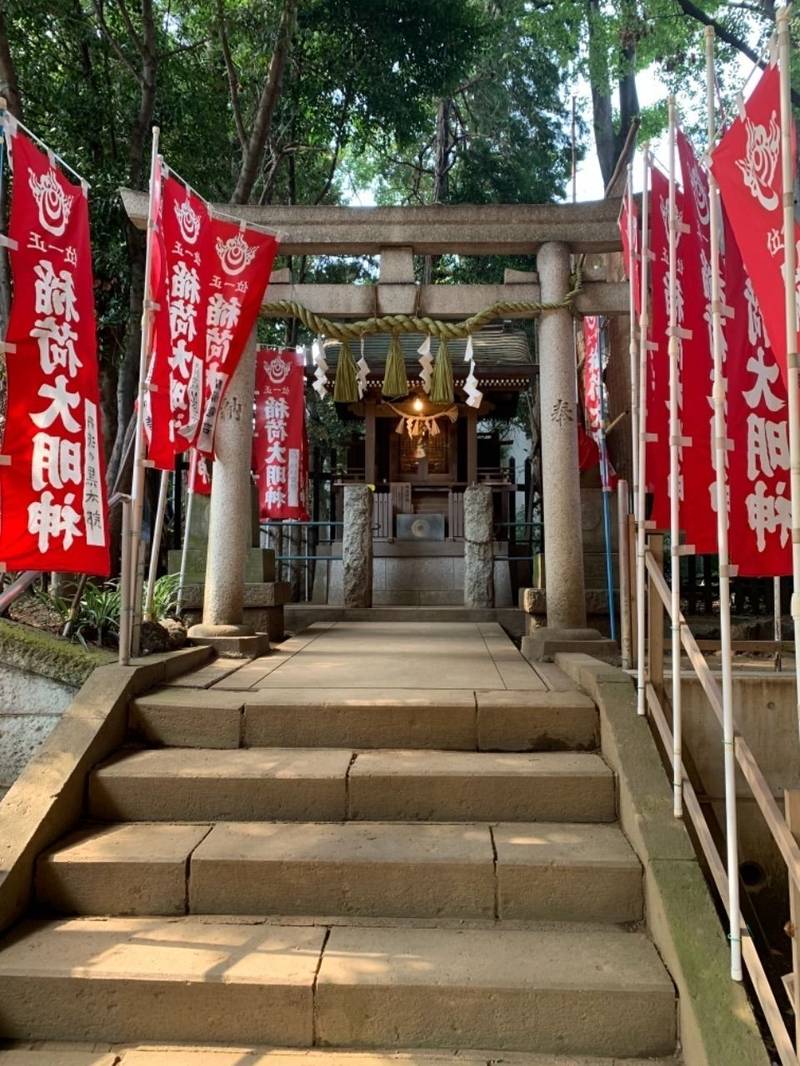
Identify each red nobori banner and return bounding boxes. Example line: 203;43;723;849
581;315;603;438
253;347;309;521
724;211;791;576
618;189;641;315
187;447;212;496
711;62;798;383
147;171;210;470
676;129;718;555
645;165;671;530
0;128;110;575
195;216;279;457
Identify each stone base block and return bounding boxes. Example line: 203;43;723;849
184;606;284;642
187;631;270;658
181;581;291;609
167;547;276;584
520;587;613;616
521;627;618;664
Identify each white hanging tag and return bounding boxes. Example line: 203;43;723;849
464;335;474;363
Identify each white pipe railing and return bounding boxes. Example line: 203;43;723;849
666;96;684;820
635;147;653;717
639;534;800;1062
704;25;743;981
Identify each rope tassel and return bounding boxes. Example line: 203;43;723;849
430;338;454;404
333;340;359;403
382;334;408;398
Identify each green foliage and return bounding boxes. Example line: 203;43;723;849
151;572;180;620
306;389;363;465
34;573;178;649
35;581;120;648
353;0;574;213
0;617;114;686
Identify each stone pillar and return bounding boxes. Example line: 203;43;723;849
537;241;586;629
464;484;494;607
188;331;268;654
343;484;373;607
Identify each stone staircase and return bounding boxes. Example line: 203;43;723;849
0;650;680;1063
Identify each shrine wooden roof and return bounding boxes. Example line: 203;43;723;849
317;328;534;386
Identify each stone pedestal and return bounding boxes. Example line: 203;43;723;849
167;490;276;585
342;485;373;608
188;332;268;655
537;242;586;629
463;485;494;607
521;626;618;663
518;588;618;663
182;582;291;643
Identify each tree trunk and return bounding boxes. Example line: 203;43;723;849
104;0;157;502
103;0;158;574
423;98;453;285
231;0;297;205
586;0;640;189
0;6;21;343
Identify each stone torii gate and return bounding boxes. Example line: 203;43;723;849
121;194;626;652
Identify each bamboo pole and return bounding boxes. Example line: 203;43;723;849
705;25;743;982
667;97;683;819
618;479;632;669
636;147;653;715
143;469;170;623
126;126;160;660
776;6;800;743
648;534;665;698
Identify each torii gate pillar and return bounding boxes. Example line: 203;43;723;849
523;241;606;660
188;330;269;657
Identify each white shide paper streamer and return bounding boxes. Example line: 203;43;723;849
312;337;328;398
463;335;482;409
417;335;433;394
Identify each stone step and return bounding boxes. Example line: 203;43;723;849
0;1047;683;1065
349;750;616;822
88;749;615;824
0;918;675;1056
129;687;598;752
89;748;354;823
36;823;212;917
35;821;641;923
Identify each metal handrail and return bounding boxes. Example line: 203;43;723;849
643;539;799;1064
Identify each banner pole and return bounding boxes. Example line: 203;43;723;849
598;319;617;642
774;576;783;672
143;469;170;622
126;126;160;660
626;164;640;530
118;496;132;666
705;25;743;981
618;478;632;668
176;476;196;617
636;146;652;716
667;96;683;819
776;5;800;742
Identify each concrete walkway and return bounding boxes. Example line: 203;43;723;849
173;621;566;693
